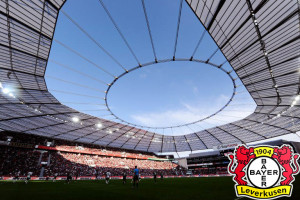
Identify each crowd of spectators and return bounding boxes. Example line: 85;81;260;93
0;131;180;177
0;131;234;178
51;145;158;160
41;152;49;163
192;167;228;175
44;152;177;177
1;131;159;159
52;142;158;159
0;146;41;176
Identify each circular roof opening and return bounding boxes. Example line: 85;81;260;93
107;59;235;132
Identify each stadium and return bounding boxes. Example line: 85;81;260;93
0;0;299;199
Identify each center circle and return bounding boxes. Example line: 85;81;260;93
105;59;236;129
247;157;281;188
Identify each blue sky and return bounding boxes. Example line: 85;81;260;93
46;0;256;135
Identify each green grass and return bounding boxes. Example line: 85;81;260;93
0;176;299;200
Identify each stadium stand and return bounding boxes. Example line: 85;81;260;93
187;154;230;175
2;131;299;178
44;152;177;177
0;146;41;176
0;131;181;178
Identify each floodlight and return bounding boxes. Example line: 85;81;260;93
2;88;9;94
72;116;79;123
96;123;103;128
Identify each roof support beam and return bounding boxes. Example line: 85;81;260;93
203;129;222;144
184;135;193;152
217;127;245;143
161;135;164;152
0;43;47;62
52;117;99;137
45;0;59;11
219;0;269;49
133;130;148;150
254;112;300;121
0;102;61;105
147;133;155;152
106;127;136;146
235;39;299;74
193;133;208;149
24;117;96;136
0;67;45;78
206;0;225;32
252;94;297;100
0;10;52;41
0;111;78;122
230;9;299;64
173;136;178;153
230;123;267;139
249;83;299;94
92;124;128;144
243;64;300;86
243;118;293;133
256;104;300;107
120;129;141;148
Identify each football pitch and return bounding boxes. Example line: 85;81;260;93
0;176;299;200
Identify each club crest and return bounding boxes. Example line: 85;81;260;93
227;145;299;199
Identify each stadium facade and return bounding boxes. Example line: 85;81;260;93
0;0;299;153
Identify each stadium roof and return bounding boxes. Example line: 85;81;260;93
0;0;299;153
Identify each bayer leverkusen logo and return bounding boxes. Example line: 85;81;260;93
227;145;299;199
